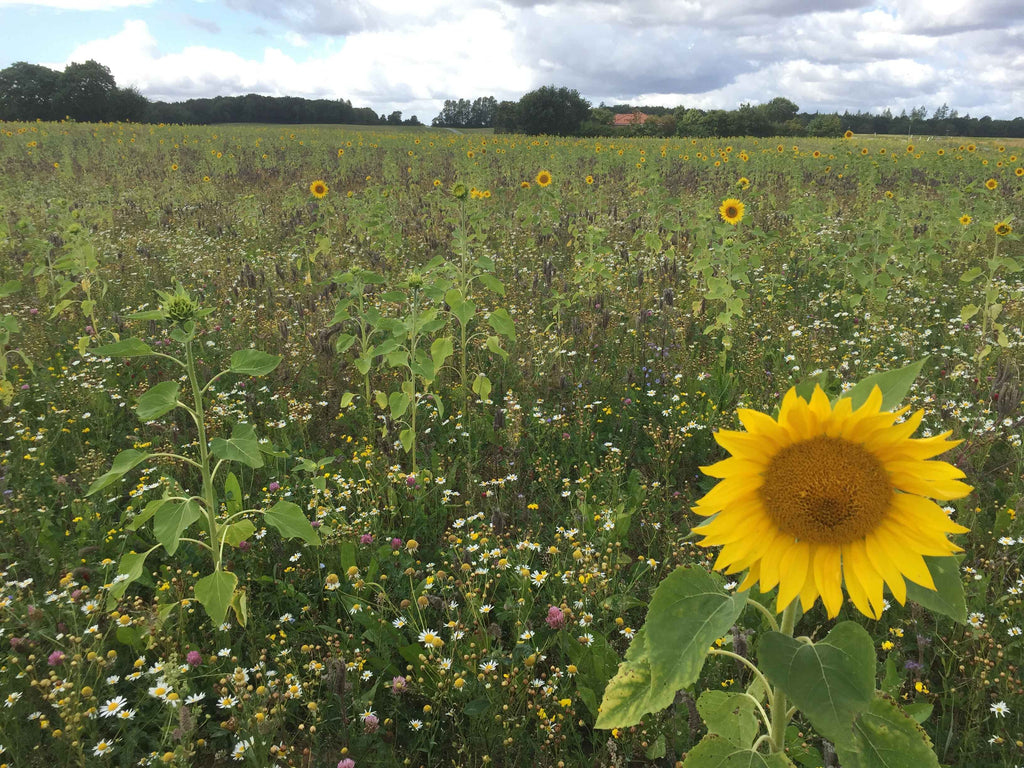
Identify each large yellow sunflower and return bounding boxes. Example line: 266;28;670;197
692;385;970;619
719;198;745;226
309;179;329;198
535;169;553;187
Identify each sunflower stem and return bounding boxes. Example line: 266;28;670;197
768;600;799;754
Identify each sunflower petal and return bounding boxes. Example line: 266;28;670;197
776;541;810;612
813;545;844;618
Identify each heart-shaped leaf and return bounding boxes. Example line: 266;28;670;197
759;621;875;748
136;380;180;421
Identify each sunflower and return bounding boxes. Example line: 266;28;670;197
985;178;998;190
337;148;345;156
937;149;945;156
1015;168;1024;177
737;177;750;190
585;175;594;185
535;170;552;187
719;198;745;226
843;130;854;139
692;385;971;619
520;181;531;189
309;180;329;198
994;221;1012;236
959;214;972;226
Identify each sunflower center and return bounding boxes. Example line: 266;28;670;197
725;205;738;218
759;435;892;544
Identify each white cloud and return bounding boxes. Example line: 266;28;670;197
49;0;1024;120
0;0;152;7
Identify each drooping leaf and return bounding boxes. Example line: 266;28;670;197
487;308;516;341
136;380;180;421
105;546;159;607
210;422;263;468
904;556;966;624
153;499;202;555
218;519;255;548
596;567;747;729
681;734;797;767
389;391;410;419
87;449;152;496
264;500;320;545
223;472;243;515
835;693;940;768
230;587;248;627
195;570;238;625
472;373;492;401
837;358;928;412
759;621;875;748
229;349;281;377
697;690;761;748
92;338;157;358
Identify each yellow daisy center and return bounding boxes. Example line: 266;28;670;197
760;436;892;544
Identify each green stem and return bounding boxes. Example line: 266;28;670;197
184;336;219;572
745;598;780;632
768;600;799;754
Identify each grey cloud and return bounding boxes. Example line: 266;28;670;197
183;14;221;34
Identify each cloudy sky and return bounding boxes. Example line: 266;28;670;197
1;0;1022;122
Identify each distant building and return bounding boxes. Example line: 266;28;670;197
612;111;650;126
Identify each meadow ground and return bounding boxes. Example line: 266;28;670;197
0;122;1022;767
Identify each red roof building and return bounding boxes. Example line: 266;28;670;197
612;111;650;126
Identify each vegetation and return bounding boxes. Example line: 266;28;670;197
0;121;1021;768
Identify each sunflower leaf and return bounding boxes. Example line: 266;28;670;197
596;566;747;729
696;691;761;748
834;693;940;768
680;734;797;767
837;358;928;412
904;556;966;624
758;621;875;749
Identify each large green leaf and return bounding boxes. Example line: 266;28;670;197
681;734;796;767
596;567;747;729
153;499;202;555
223;472;243;515
218;519;256;548
759;621;875;748
430;336;454;377
210;422;263;468
229;349;281;377
645;567;748;706
195;570;238;625
904;556;966;624
87;449;152;496
136;380;180;421
0;280;20;297
837;358;927;412
105;546;159;607
93;338;157;358
836;694;940;768
487;308;516;341
697;691;761;748
264;500;320;545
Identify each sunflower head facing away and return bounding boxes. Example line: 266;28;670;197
535;169;553;187
309;179;329;198
719;198;745;226
692;385;971;619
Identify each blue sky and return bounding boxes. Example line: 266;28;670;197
1;0;1022;122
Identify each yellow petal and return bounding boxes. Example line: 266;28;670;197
813;545;844;618
863;531;908;605
776;540;810;611
842;548;878;619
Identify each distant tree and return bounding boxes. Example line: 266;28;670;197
468;96;497;128
0;61;60;120
734;102;770;136
806;113;842;137
55;60;117;122
493;100;518;133
387;110;403;125
515;85;590;136
762;97;799;125
111;86;149;122
404;114;422;126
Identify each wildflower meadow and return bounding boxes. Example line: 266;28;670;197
0;122;1021;767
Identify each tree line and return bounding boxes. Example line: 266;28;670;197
0;60;416;127
3;60;1022;138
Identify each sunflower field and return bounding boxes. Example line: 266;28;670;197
0;122;1022;768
